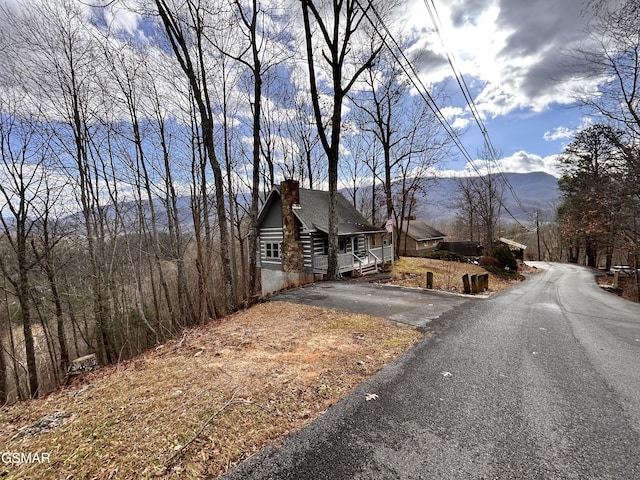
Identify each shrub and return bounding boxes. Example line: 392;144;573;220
421;250;464;262
490;244;517;271
484;265;525;281
479;255;500;268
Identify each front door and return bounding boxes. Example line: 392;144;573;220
338;237;348;254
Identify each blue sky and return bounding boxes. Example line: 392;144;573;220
405;0;602;177
58;0;605;180
0;0;605;182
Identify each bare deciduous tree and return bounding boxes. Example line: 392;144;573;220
301;0;382;278
0;103;47;398
153;0;236;314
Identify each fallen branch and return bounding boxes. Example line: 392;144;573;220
170;387;211;414
165;387;273;466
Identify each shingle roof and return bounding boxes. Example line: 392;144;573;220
401;220;446;241
498;237;527;250
257;185;383;235
296;189;382;235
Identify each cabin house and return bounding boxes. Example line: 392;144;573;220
497;237;527;261
396;219;446;256
257;180;392;295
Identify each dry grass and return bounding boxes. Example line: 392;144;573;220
0;301;421;479
387;256;517;293
596;273;640;302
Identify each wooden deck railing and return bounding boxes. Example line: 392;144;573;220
313;244;393;274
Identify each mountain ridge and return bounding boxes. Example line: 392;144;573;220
413;171;560;224
2;172;560;232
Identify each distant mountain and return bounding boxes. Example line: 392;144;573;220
414;172;560;224
4;172;558;235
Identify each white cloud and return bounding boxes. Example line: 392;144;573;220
438;106;470;130
440;106;464;120
466;150;562;177
433;150;561;178
403;0;599;118
103;2;144;37
543;126;574;142
543;117;594;142
451;116;470;130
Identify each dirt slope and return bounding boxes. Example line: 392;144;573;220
0;301;421;479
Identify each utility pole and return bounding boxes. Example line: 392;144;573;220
536;211;541;261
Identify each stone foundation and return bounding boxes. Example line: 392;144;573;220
261;269;315;296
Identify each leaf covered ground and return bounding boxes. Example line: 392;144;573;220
0;301;421;479
387;256;522;293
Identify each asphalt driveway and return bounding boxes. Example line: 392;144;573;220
269;280;473;328
222;263;640;480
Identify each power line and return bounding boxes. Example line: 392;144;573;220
423;0;532;221
357;0;475;165
355;0;531;230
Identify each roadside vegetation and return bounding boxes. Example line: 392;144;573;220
596;272;639;303
0;301;421;479
387;256;524;293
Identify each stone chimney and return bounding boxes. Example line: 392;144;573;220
280;180;304;273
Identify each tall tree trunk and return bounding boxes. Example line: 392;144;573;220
220;59;239;302
154;0;236;315
300;0;380;279
0;336;7;405
18;266;38;397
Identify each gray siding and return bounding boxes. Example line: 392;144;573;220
300;228;313;271
356;235;365;254
261;197;283;229
312;233;326;257
259;227;283;270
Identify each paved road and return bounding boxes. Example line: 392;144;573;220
268;280;472;328
222;263;640;479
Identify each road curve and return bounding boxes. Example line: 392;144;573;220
220;263;640;479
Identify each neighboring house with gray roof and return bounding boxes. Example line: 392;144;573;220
396;219;447;256
257;180;392;295
497;237;527;261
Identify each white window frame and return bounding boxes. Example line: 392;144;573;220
265;242;281;259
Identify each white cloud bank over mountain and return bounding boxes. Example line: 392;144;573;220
434;150;562;178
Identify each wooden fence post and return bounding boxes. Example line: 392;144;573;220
477;274;484;292
426;271;434;289
470;274;478;294
462;274;471;294
478;273;488;292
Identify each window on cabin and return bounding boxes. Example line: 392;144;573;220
321;237;328;255
265;242;281;259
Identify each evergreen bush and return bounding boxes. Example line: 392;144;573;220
490;244;517;271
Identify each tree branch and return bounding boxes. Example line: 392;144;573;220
165;386;274;466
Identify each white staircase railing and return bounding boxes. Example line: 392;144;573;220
313;242;392;275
